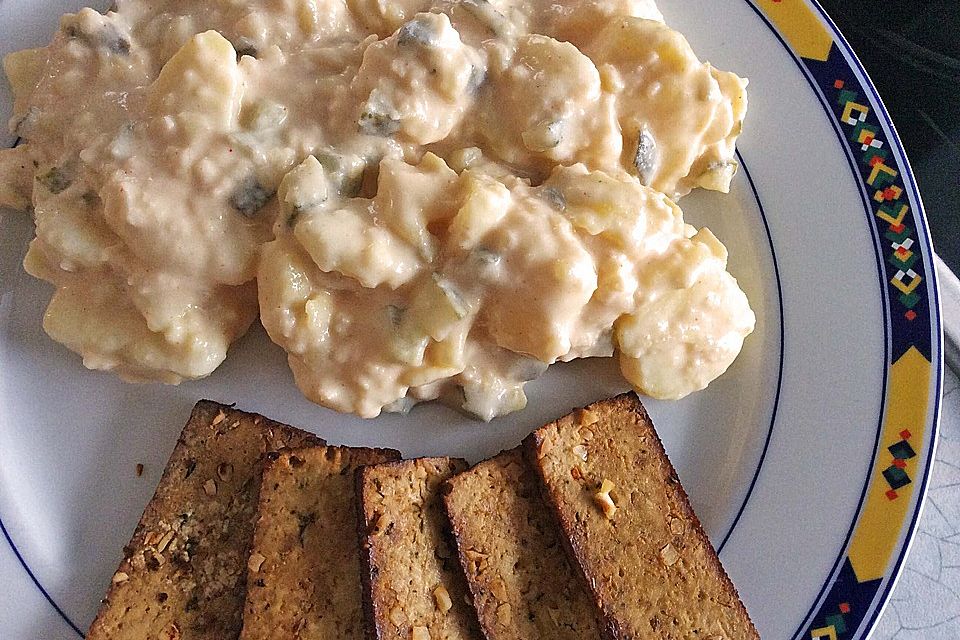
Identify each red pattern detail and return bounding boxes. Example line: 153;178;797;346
905;310;917;321
834;79;845;89
893;458;907;469
891;223;905;234
886;489;898;500
900;429;912;440
839;602;851;614
870;155;884;167
884;187;898;200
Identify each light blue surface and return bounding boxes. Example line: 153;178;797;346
874;366;960;637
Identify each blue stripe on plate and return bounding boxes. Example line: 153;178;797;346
716;152;786;554
0;515;85;637
801;1;943;637
0;2;942;639
740;1;942;638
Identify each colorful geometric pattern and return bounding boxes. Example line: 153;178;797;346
811;601;852;640
883;429;916;500
753;2;939;639
834;79;927;319
0;4;939;640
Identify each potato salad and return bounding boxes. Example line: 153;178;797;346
0;0;754;419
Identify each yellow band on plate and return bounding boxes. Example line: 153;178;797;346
848;346;931;582
755;0;833;61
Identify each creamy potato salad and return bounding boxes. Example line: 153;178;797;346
0;0;754;419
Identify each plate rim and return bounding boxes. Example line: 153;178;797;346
0;1;944;638
742;1;943;638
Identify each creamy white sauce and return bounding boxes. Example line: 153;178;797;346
0;0;754;419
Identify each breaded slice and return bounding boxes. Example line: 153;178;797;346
357;457;483;640
524;393;759;639
239;444;400;639
443;448;604;640
88;400;323;640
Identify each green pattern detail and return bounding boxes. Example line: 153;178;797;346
889;252;918;270
871;168;897;189
862;147;889;167
900;292;920;309
852;120;878;143
837;88;859;106
888;440;916;460
825;613;847;635
883;465;911;490
885;225;912;243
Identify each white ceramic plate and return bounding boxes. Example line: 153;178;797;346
0;1;943;638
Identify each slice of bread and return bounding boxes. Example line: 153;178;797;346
239;444;401;639
442;448;605;640
87;400;323;640
524;393;759;639
357;457;483;640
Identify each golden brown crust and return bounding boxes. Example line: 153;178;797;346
87;400;324;640
239;444;400;640
357;457;483;640
523;392;759;640
443;449;605;640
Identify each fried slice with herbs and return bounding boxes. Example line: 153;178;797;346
443;449;605;640
523;393;759;639
357;457;483;640
87;401;323;640
239;444;400;639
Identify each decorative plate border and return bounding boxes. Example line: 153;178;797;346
749;1;943;638
0;1;942;638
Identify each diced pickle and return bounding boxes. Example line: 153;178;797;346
633;127;657;185
359;109;401;137
401;273;470;343
472;247;501;265
462;0;515;38
467;65;487;94
541;186;566;210
243;101;289;131
233;38;258;59
359;90;402;137
694;160;738;191
314;150;366;197
12;107;41;138
435;276;469;318
396;16;440;48
37;165;74;194
63;16;130;55
383;395;418;414
521;120;564;152
230;175;274;217
385;304;405;328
